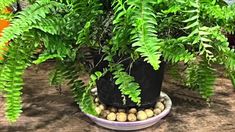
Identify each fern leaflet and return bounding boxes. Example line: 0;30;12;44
127;0;162;70
112;64;141;105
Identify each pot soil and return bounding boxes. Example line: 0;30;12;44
94;57;165;108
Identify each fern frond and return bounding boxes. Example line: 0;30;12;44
41;34;75;60
76;21;92;45
161;39;195;63
63;0;102;40
80;88;97;115
33;15;65;35
0;39;37;122
80;72;102;115
210;27;235;71
111;0;132;54
182;0;215;61
127;0;162;70
185;60;216;100
0;0;16;11
48;65;65;87
33;53;64;65
112;64;141;105
168;63;185;84
209;27;235;89
53;61;98;115
201;3;235;23
55;61;87;104
0;0;65;47
0;13;13;20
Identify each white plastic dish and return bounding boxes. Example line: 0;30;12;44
85;92;172;131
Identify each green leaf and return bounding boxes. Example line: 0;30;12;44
182;15;199;23
33;53;64;65
128;0;162;70
183;21;199;29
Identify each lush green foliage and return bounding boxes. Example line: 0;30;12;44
185;60;216;100
0;31;40;122
0;0;16;11
0;0;235;122
49;61;101;115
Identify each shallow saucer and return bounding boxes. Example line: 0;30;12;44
85;92;172;131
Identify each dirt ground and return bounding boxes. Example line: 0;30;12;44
0;62;235;132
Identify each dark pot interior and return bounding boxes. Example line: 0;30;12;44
94;56;165;109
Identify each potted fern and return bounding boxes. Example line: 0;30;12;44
0;0;235;130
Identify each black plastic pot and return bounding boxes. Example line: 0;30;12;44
227;34;235;49
94;56;165;109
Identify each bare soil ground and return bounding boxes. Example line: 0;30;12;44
0;62;235;132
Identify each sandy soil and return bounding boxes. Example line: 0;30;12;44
0;62;235;132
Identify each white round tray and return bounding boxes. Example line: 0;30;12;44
85;92;172;131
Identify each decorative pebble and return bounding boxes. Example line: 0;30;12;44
95;107;102;115
95;98;99;103
98;104;105;110
155;102;165;111
128;108;137;114
91;94;166;122
159;98;165;102
144;109;154;118
153;108;161;115
91;88;97;93
137;111;147;121
109;107;117;113
107;112;116;121
101;110;110;118
128;113;137;122
104;110;110;114
118;109;126;112
95;103;100;106
116;112;127;122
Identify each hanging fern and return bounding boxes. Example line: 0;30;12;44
103;46;141;105
185;60;216;100
33;15;66;35
55;61;86;102
0;38;38;122
49;61;100;115
111;0;132;55
0;0;65;47
112;64;141;105
80;71;102;115
48;65;65;87
63;0;103;40
1;0;235;122
210;27;235;71
161;39;195;63
41;34;76;59
209;26;235;89
168;63;185;84
181;0;215;61
127;0;162;70
201;2;235;23
0;0;16;11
